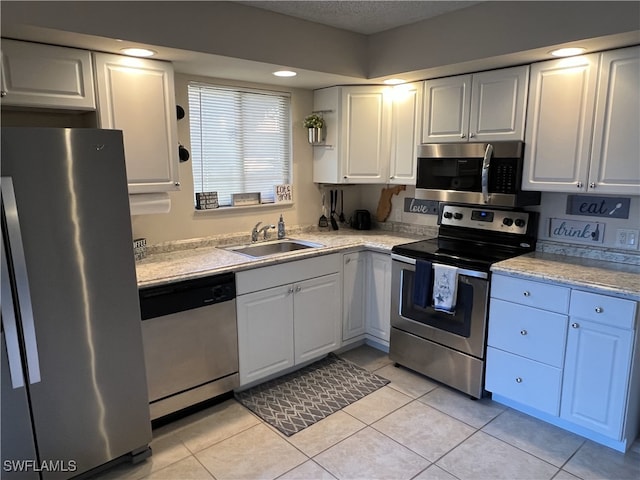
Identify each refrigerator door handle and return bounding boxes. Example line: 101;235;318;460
1;237;26;388
1;177;41;384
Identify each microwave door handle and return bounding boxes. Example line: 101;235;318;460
1;177;41;385
481;144;493;204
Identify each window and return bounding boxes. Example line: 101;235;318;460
188;83;291;206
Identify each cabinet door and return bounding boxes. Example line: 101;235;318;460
341;86;391;183
561;319;633;439
422;75;471;143
342;252;367;340
523;54;599;192
588;46;640;194
93;53;179;194
236;286;294;386
469;66;528;142
294;273;342;364
366;253;392;342
389;82;421;184
1;39;95;110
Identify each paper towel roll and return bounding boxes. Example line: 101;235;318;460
129;193;171;215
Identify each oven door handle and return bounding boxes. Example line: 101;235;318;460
481;143;493;204
391;254;489;280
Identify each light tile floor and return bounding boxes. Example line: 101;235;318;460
90;345;640;480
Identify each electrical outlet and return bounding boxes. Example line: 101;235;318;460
615;228;640;250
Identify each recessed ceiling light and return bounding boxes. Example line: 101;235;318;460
383;78;406;85
120;47;156;57
550;47;586;57
273;70;297;77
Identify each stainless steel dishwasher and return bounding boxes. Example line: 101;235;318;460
139;272;239;421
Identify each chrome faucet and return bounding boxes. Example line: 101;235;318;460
251;222;275;242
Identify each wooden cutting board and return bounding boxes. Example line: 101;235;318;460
376;185;406;222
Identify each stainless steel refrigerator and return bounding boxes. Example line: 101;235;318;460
1;127;152;479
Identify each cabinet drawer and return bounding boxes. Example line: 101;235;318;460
491;274;570;313
486;347;562;416
488;299;568;367
570;291;636;329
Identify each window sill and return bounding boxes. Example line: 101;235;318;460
194;202;293;214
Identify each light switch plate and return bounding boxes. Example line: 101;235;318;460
615;228;640;250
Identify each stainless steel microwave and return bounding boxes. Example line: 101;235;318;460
415;141;541;207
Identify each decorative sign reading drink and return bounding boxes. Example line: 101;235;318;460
566;195;630;219
403;198;439;215
195;192;219;210
549;218;605;244
275;184;293;203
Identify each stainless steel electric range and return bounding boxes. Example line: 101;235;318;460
389;203;538;398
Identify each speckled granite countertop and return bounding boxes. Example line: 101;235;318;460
492;252;640;301
135;230;424;288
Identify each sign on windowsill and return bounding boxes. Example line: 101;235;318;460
232;192;261;206
195;192;219;210
275;184;293;204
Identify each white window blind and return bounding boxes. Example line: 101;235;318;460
188;83;291;206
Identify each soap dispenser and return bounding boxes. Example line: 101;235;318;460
277;214;286;239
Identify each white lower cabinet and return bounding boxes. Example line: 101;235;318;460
487;273;640;452
236;255;341;386
365;252;392;343
561;291;635;440
342;251;368;340
342;251;392;346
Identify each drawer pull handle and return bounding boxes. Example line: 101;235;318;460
520;329;527;336
595;306;603;314
571;322;579;329
515;377;523;383
523;291;530;297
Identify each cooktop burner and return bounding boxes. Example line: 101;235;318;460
392;203;538;272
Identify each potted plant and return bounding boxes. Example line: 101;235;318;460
303;113;325;144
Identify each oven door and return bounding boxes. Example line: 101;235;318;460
390;254;489;359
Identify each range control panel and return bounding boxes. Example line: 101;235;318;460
440;204;531;235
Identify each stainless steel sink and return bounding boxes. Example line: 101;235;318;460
225;239;323;258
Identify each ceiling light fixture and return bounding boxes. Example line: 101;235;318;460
120;47;156;57
384;78;406;85
273;70;297;77
550;47;586;57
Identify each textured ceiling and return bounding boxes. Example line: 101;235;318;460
239;1;481;34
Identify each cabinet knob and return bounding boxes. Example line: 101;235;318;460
0;91;6;97
523;291;530;297
571;322;580;329
515;377;523;383
577;182;583;188
595;306;603;314
389;176;395;179
589;182;596;189
345;258;351;264
295;285;302;293
469;133;475;138
288;287;294;295
460;134;466;138
174;182;181;187
520;329;528;336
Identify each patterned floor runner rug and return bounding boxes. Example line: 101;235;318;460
234;353;390;436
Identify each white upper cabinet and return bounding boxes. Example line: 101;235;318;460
1;39;95;110
313;85;392;184
389;82;421;185
422;66;529;143
588;46;640;195
93;53;179;194
523;46;640;194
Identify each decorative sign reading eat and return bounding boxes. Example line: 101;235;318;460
549;218;605;244
566;195;630;219
275;184;293;203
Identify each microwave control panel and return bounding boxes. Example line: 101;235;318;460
440;205;531;235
